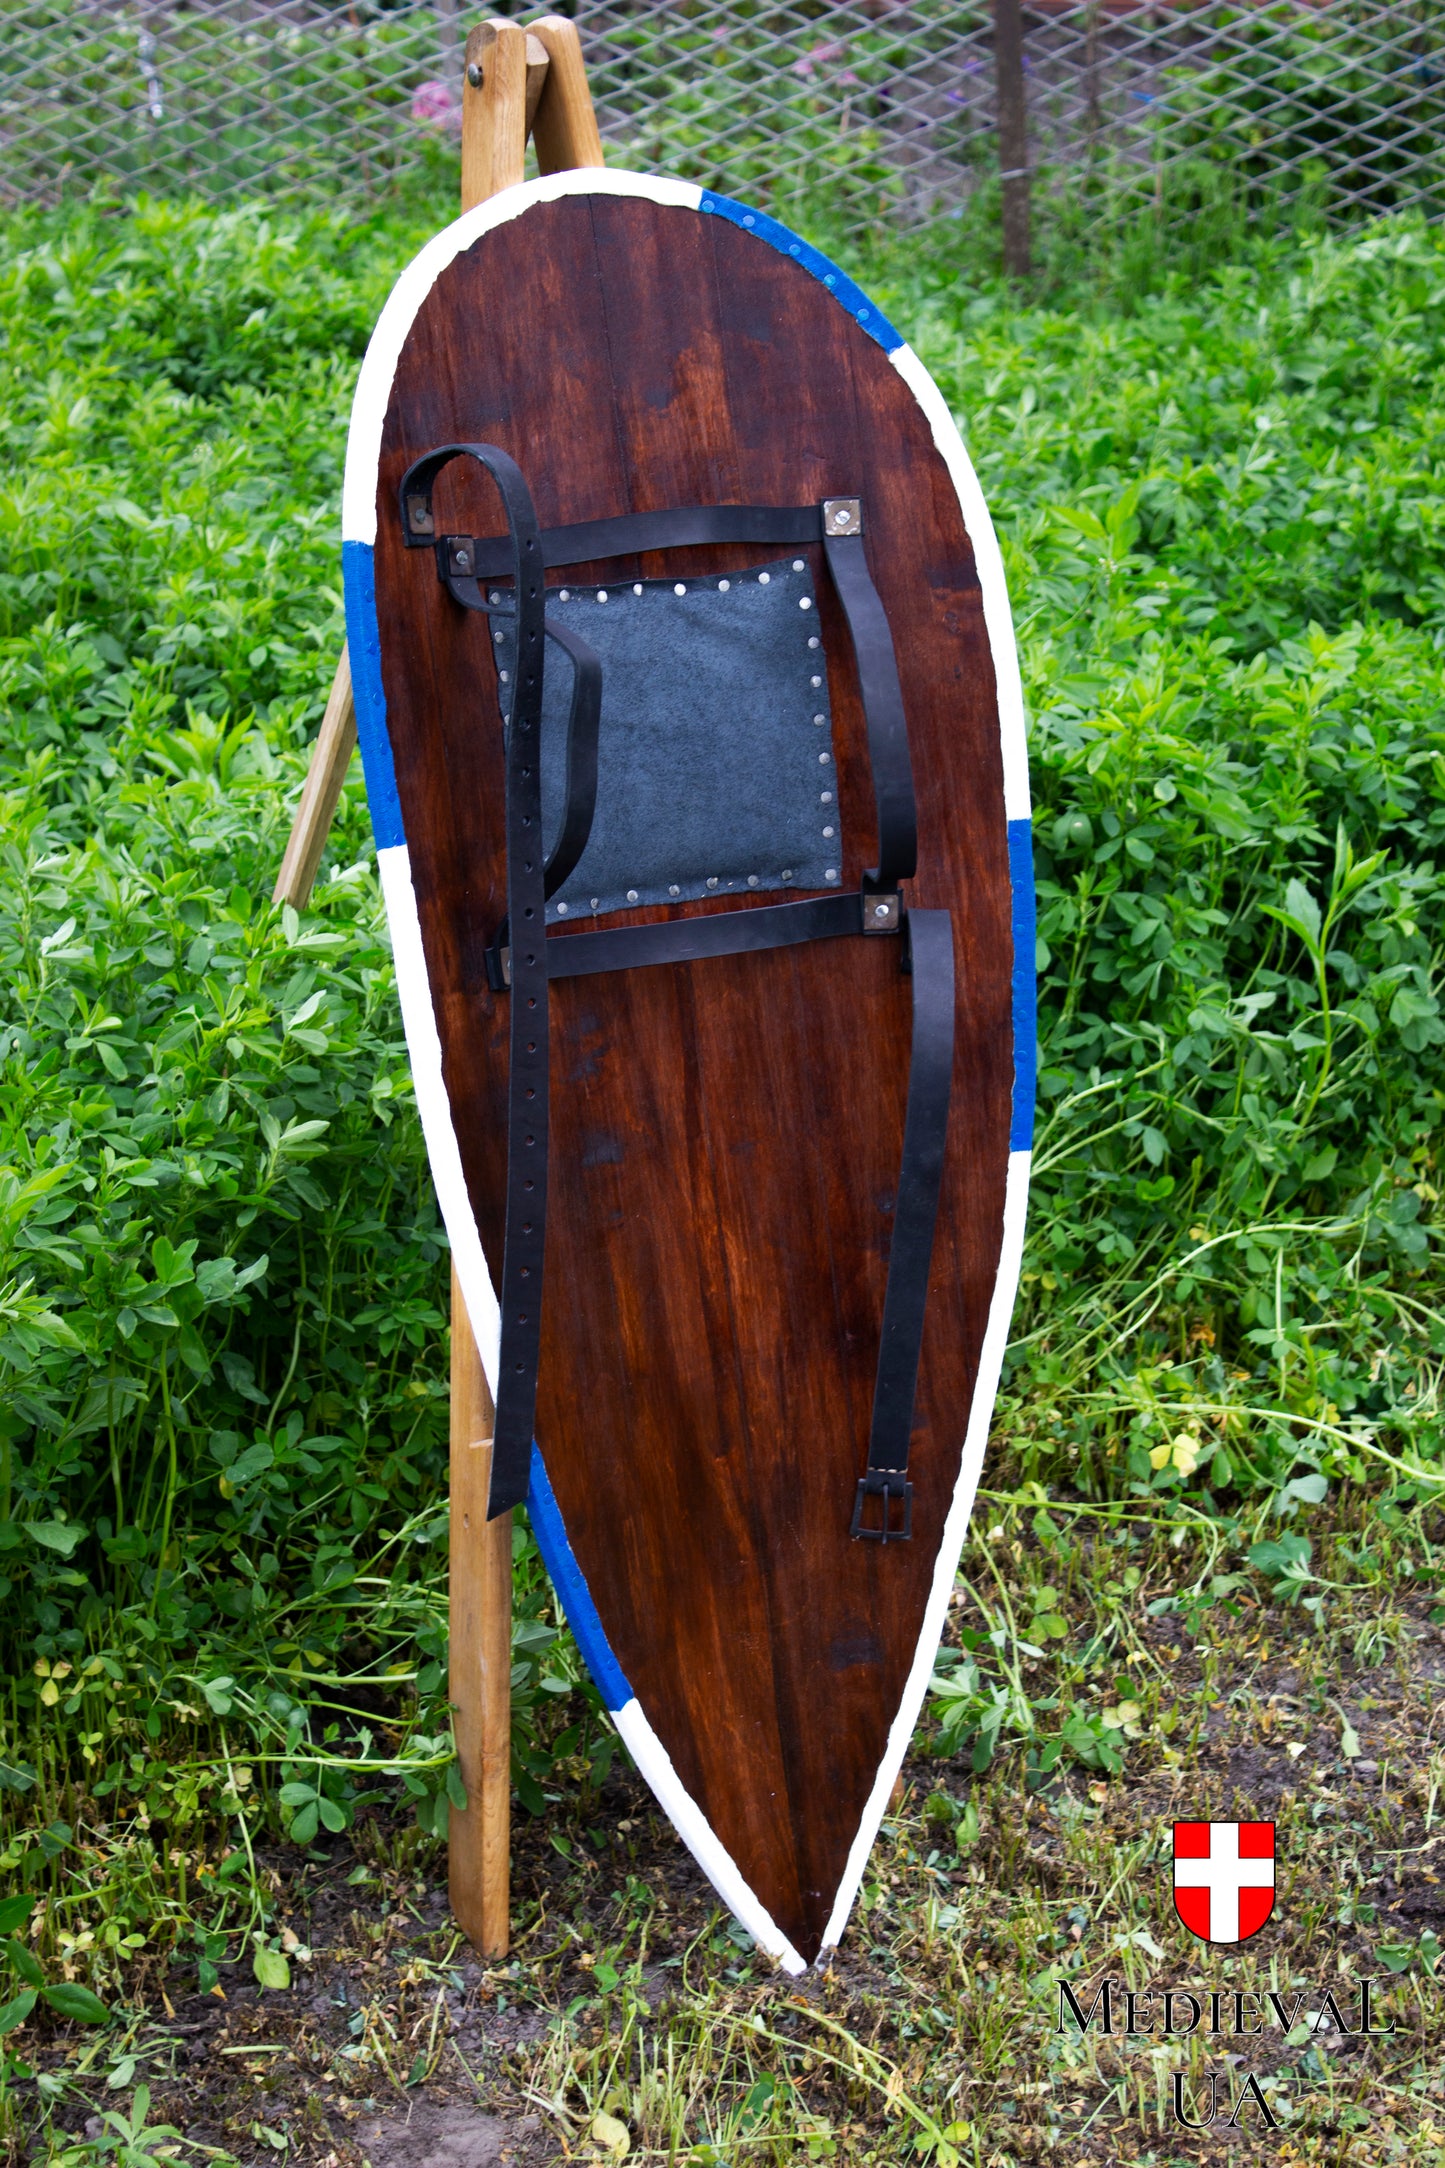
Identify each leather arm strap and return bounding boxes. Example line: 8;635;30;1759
551;893;953;1547
482;886;950;1541
532;616;601;900
400;490;824;572
851;909;955;1542
543;890;883;978
824;531;918;891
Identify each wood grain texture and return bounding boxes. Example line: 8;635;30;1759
371;196;1011;1961
529;16;606;174
448;1264;510;1958
461;20;532;207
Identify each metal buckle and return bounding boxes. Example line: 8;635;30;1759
850;1470;913;1542
485;943;512;993
862;892;901;934
822;496;863;537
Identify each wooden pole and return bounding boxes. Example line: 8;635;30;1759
443;14;540;1967
993;0;1031;280
528;14;606;174
448;1264;511;1956
273;649;356;909
461;19;542;206
270;14;607;1960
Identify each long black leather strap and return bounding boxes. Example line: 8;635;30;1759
850;909;955;1542
824;531;918;892
544;891;870;979
405;445;550;1520
402;494;824;574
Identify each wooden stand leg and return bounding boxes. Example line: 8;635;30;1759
444;14;537;1967
448;1264;511;1957
529;15;606;173
462;19;539;205
270;14;606;1964
272;646;357;910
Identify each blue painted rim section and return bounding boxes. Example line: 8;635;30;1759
698;191;904;356
1007;818;1037;1152
342;540;405;852
527;1443;634;1713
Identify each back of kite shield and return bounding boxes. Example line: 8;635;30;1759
342;169;1034;1969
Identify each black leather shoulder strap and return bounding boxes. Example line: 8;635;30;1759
400;443;550;1519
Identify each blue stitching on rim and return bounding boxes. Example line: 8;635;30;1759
527;1443;634;1713
342;540;404;852
698;191;904;355
1007;817;1037;1152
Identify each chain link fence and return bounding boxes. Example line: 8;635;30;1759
2;2;1440;237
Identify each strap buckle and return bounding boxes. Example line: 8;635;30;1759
850;1470;913;1543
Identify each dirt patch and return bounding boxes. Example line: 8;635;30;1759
352;2100;528;2168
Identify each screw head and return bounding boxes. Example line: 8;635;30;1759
467;61;483;86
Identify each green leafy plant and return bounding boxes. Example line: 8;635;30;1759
0;1892;109;2035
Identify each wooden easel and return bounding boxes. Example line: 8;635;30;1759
272;16;605;1958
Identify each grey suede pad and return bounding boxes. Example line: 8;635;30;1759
493;557;843;921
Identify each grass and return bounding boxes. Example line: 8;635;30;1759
0;180;1442;2161
9;1491;1443;2163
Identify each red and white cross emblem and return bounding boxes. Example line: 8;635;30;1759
1173;1821;1275;1944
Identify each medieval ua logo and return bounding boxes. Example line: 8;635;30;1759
1173;1822;1275;1945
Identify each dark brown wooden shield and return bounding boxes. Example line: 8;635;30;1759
343;173;1033;1970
